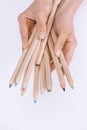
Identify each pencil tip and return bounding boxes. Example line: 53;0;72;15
63;88;65;92
21;87;26;96
71;86;74;89
9;84;12;88
34;100;37;103
61;84;66;91
47;89;52;92
14;83;18;87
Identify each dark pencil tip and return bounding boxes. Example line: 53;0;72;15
63;88;65;92
47;89;52;92
9;84;12;88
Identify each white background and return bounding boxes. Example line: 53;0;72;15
0;0;87;130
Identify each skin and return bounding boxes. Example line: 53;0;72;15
18;0;53;48
51;0;83;71
18;0;83;71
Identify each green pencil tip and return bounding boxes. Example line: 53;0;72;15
71;86;74;89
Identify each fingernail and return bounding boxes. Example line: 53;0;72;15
39;32;45;39
56;49;61;57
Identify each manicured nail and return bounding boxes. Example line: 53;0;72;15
56;49;61;57
39;32;45;39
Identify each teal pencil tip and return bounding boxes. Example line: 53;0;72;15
71;86;74;89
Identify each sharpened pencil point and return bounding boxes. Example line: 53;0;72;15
71;86;74;89
34;100;37;103
63;88;65;92
14;83;18;87
61;84;66;92
21;87;26;96
47;89;52;92
9;84;12;88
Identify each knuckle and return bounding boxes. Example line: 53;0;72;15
36;11;46;19
17;13;23;22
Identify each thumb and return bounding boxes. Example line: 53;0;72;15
35;12;47;39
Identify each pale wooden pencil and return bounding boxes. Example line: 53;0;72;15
48;36;65;90
33;65;40;103
15;31;41;84
21;39;41;96
9;25;37;87
59;52;74;88
40;56;46;94
51;28;74;88
36;0;61;65
44;45;52;92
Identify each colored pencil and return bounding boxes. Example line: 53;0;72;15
48;36;66;90
40;56;46;94
21;39;41;96
33;65;40;103
51;28;74;88
44;45;52;92
36;0;61;65
15;32;40;84
9;25;37;87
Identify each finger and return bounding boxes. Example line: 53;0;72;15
50;61;63;73
55;29;71;57
18;15;29;49
35;12;47;39
63;41;77;65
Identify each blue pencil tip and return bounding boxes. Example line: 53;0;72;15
71;86;74;89
14;83;18;87
34;100;37;103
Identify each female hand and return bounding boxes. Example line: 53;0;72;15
18;0;53;49
51;0;83;71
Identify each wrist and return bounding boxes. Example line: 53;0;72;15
58;0;83;17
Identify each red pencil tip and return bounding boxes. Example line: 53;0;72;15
21;87;26;96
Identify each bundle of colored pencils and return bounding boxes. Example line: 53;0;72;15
9;0;73;102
